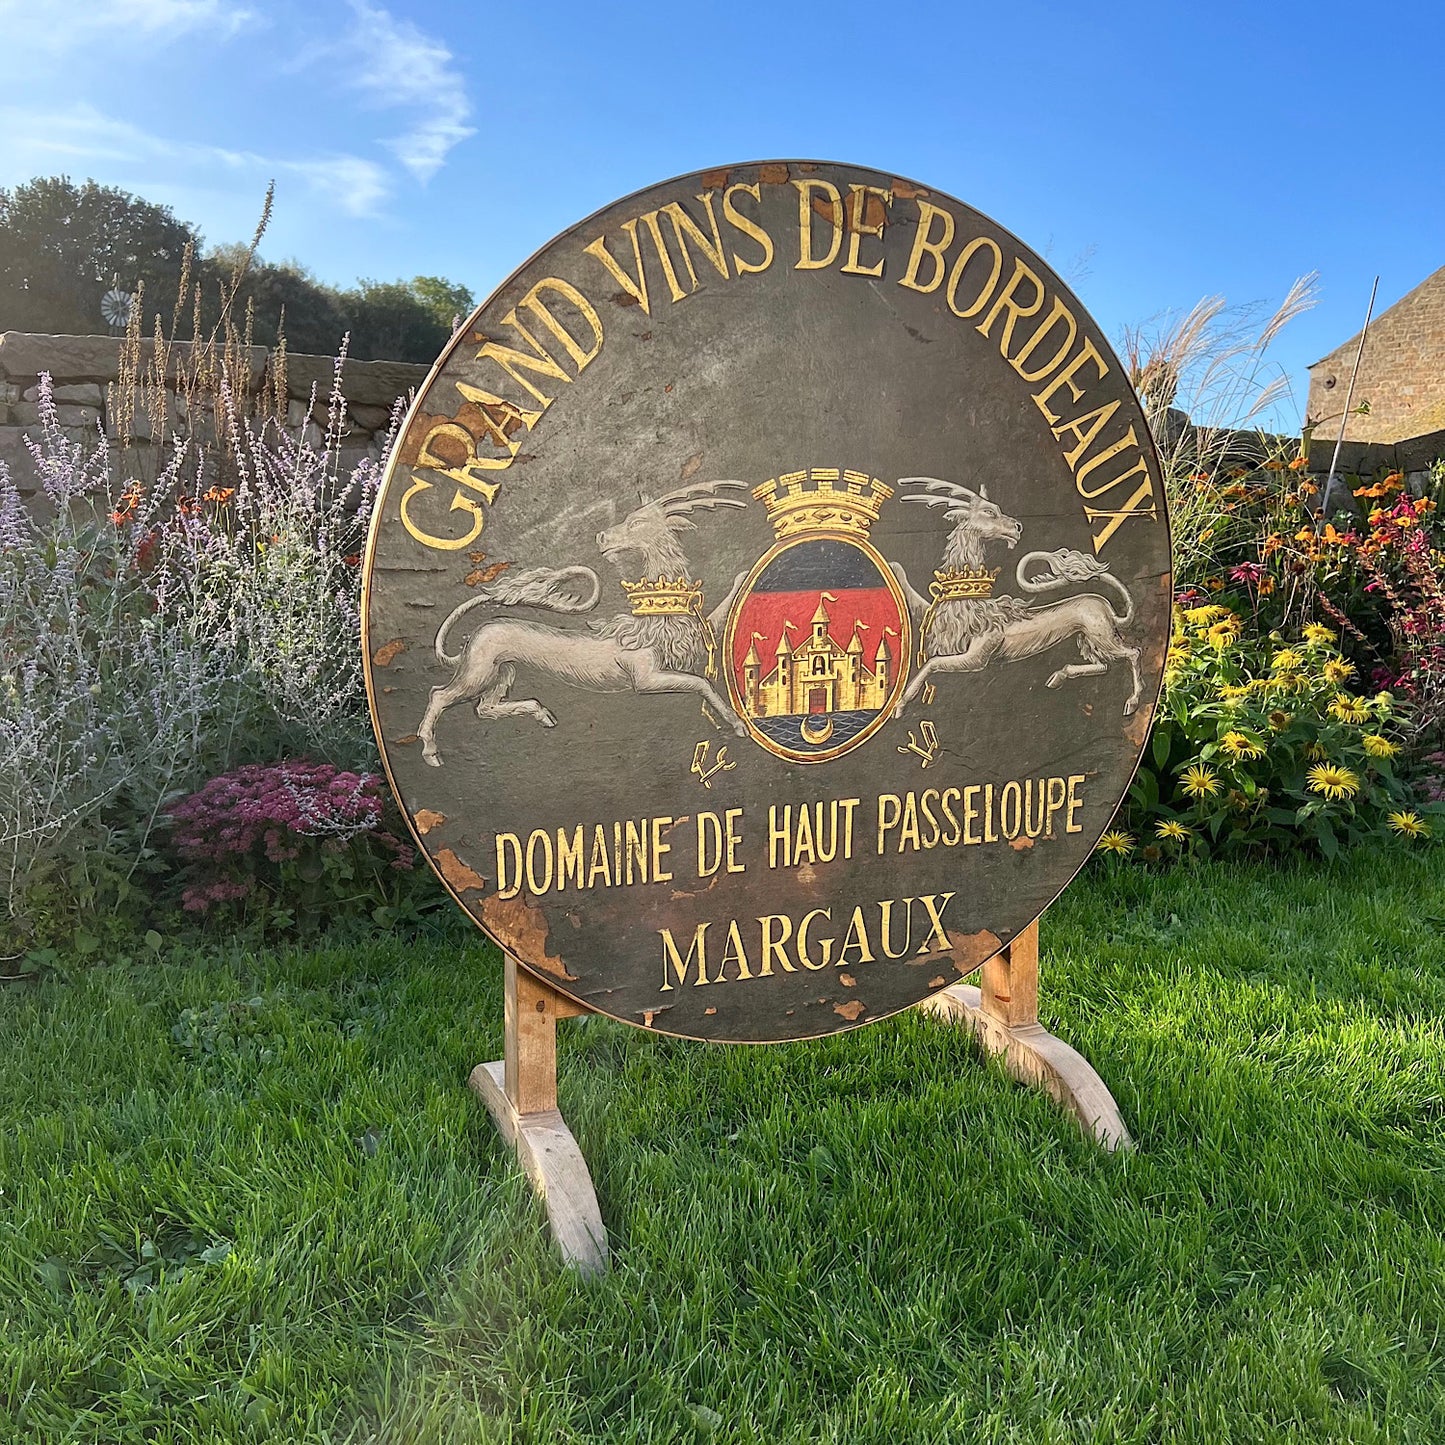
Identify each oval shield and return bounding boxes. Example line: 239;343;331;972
724;469;910;763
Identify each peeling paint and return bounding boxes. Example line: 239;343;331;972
834;999;865;1021
951;928;1004;974
435;847;485;891
372;638;406;667
480;893;578;981
414;808;447;835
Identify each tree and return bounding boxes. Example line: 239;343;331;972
0;177;198;334
343;277;472;364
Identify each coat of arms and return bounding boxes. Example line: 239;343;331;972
724;468;909;763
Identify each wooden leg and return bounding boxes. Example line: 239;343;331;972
468;957;609;1275
920;919;1133;1151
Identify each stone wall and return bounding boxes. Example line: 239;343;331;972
1306;264;1445;443
0;331;428;501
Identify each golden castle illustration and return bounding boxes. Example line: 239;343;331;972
741;595;894;719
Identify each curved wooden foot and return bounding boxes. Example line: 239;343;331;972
921;984;1132;1150
469;957;609;1276
921;920;1133;1151
469;1060;609;1275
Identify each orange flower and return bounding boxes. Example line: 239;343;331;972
202;485;236;504
1263;458;1285;471
1297;481;1319;497
1320;523;1351;546
1288;455;1308;471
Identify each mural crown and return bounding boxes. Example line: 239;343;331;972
620;575;704;616
752;467;892;540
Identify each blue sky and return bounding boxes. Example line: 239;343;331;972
1;0;1440;426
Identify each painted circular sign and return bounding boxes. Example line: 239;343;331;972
362;161;1171;1043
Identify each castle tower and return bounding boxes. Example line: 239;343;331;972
846;626;865;708
743;636;762;715
810;594;832;646
875;631;891;699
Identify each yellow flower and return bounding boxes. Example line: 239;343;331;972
1220;683;1251;700
1207;622;1239;650
1306;763;1360;801
1302;624;1336;645
1267;710;1292;731
1323;658;1356;684
1304;741;1329;762
1181;763;1221;798
1096;831;1135;855
1330;694;1370;724
1183;605;1228;625
1271;649;1303;672
1155;819;1193;842
1387;810;1430;839
1361;734;1399;758
1221;730;1264;760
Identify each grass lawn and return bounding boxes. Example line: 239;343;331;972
2;852;1444;1444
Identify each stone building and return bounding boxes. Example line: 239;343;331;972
742;595;893;719
1306;265;1445;444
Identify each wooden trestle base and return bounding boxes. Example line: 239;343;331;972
917;920;1134;1153
469;918;1131;1275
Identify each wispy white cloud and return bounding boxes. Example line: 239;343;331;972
0;0;257;52
0;103;391;220
341;0;475;183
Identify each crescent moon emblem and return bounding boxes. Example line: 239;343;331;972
799;714;834;744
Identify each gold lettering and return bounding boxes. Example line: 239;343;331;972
639;210;688;302
556;826;584;891
945;236;1004;319
1031;337;1108;425
1052;400;1120;470
841;184;891;277
975;257;1045;356
794;179;843;270
1086;473;1159;551
1010;296;1078;383
494;833;522;899
524;829;553;896
1045;776;1067;836
659;923;710;991
1066;775;1085;833
876;793;901;854
758;914;796;976
583;221;652;315
717;920;753;982
651;815;673;882
963;785;981;845
879;898;912;960
476;309;571;406
662;193;730;289
769;804;791;869
899;200;955;293
916;893;954;953
1074;427;1141;495
797;908;833;970
722;182;774;274
837;905;875;965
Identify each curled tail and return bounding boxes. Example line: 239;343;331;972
433;565;601;666
1015;548;1134;627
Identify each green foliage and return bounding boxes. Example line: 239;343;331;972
1114;606;1441;861
0;176;196;334
2;855;1445;1441
0;173;473;364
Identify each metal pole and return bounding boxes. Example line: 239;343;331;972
1320;275;1379;521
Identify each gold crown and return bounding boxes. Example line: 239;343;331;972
930;566;999;601
620;575;704;617
752;467;893;539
